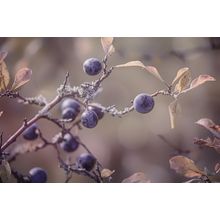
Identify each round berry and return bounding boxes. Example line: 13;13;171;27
61;98;81;113
62;107;77;120
88;103;104;120
133;93;155;113
23;123;38;140
81;110;98;128
77;153;96;171
60;133;79;152
29;167;47;183
83;58;102;76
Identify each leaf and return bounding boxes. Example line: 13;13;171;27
101;37;115;56
0;111;3;117
0;51;8;64
172;67;190;85
114;61;165;82
194;137;220;154
122;172;150;183
0;160;11;182
101;168;115;178
11;67;32;90
182;74;216;93
214;163;220;174
174;69;192;94
169;156;205;178
196;118;220;139
0;61;10;91
168;100;181;129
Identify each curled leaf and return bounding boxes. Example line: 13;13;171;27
114;60;165;82
169;156;205;178
0;51;8;64
174;69;191;94
122;172;150;183
196;118;220;139
182;74;216;93
11;67;32;90
0;160;11;182
101;37;115;56
0;61;10;91
101;168;115;178
168;100;181;129
172;67;190;85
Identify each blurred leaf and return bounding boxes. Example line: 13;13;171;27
174;69;191;94
214;163;220;174
0;160;11;182
122;172;150;183
0;61;10;91
182;75;216;93
101;168;115;178
169;156;205;178
11;67;32;90
196;118;220;139
0;51;8;64
168;100;181;129
114;61;165;82
0;111;3;117
194;137;220;154
172;67;189;85
101;37;115;56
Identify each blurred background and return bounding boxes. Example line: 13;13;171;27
0;37;219;183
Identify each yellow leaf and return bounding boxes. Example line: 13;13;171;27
101;37;115;56
11;67;32;90
172;67;189;85
174;69;191;94
101;168;115;178
0;61;10;91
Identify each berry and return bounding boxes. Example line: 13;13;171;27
62;107;77;120
88;103;104;120
133;93;155;113
23;123;38;140
77;153;96;171
81;110;98;128
60;133;79;152
61;98;81;113
29;167;47;183
83;58;102;76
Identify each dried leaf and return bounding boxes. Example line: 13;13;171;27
11;67;32;90
196;118;220;139
0;61;10;91
182;75;216;93
169;156;205;178
172;67;190;85
122;172;150;183
114;61;164;82
174;69;191;94
168;100;181;129
0;51;8;64
0;160;11;182
101;168;115;178
101;37;115;56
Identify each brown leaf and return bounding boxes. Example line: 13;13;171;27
122;172;150;183
196;118;220;139
169;156;205;178
0;61;10;91
168;100;181;129
0;160;11;182
174;69;191;94
11;67;32;90
182;74;216;93
0;51;8;64
114;61;165;82
101;168;115;178
101;37;115;56
172;67;190;85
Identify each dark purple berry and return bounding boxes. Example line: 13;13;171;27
83;58;102;76
23;123;38;140
60;133;79;152
88;103;104;120
61;98;81;113
77;153;96;171
133;93;155;114
81;110;98;128
62;107;77;120
29;167;47;183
